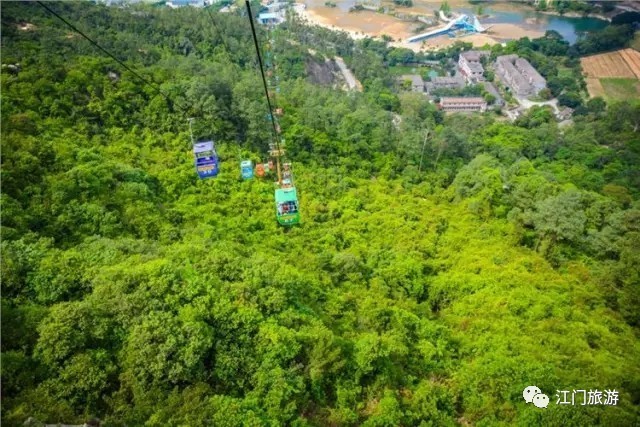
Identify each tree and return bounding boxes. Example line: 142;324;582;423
611;11;640;26
483;92;496;104
558;91;582;108
607;100;640;133
575;24;635;55
124;311;213;388
483;70;495;82
538;88;552;100
387;47;415;66
546;77;564;98
515;105;554;129
532;190;587;254
440;1;451;16
3;2;640;426
586;97;606;115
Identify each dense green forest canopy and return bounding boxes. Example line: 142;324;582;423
2;1;640;426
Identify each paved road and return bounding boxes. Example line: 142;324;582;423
517;97;560;113
334;56;362;91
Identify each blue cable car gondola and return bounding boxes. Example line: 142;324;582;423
193;140;219;179
241;160;254;180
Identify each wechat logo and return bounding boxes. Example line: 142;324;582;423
523;385;550;408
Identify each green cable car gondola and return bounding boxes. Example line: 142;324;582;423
275;187;300;226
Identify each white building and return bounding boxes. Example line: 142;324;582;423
495;54;547;97
166;0;206;8
258;11;285;25
458;51;489;84
426;76;465;93
440;97;487;112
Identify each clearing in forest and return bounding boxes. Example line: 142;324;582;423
600;78;640;102
581;48;640;99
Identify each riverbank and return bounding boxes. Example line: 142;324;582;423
537;9;612;22
487;23;545;40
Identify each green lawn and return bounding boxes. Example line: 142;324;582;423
600;78;640;101
556;65;575;80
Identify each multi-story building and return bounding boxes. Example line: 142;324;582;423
426;76;465;93
439;97;487;112
515;57;547;93
494;54;546;97
458;50;489;84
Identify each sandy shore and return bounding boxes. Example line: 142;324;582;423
293;5;368;40
397;24;545;52
390;33;498;52
486;23;545;40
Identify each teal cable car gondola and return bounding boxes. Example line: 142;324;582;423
275;187;300;226
240;160;254;179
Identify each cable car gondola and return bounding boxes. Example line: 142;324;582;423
193;140;219;179
240;159;253;180
275;187;300;226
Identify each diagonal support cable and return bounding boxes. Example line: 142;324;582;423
37;1;185;114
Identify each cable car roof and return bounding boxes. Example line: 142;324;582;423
275;187;297;203
193;141;214;153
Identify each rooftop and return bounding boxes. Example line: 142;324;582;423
467;62;484;73
514;57;546;84
497;57;529;90
193;140;214;153
432;76;462;84
460;50;488;62
497;54;519;63
259;12;281;19
275;187;298;202
440;97;486;105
